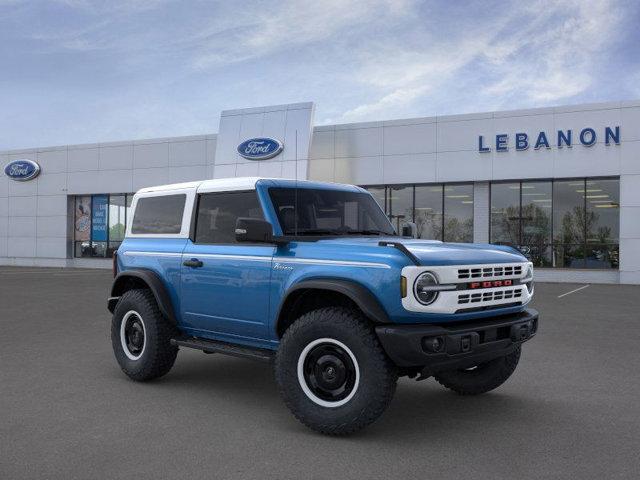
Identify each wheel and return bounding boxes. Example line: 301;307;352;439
275;307;397;435
434;347;521;395
111;289;178;382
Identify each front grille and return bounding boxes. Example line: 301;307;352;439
458;287;523;305
458;265;523;280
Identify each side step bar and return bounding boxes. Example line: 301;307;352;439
170;337;275;363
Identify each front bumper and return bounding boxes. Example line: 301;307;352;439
375;308;538;372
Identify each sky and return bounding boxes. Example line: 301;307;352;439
1;0;639;150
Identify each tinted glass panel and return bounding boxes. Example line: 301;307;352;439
414;185;442;240
585;243;619;269
269;188;395;236
74;196;91;242
74;241;92;257
109;195;126;242
444;184;473;243
195;192;263;244
585;178;619;244
131;194;186;234
388;186;413;233
553;180;585;246
92;241;107;258
521;181;552;266
491;183;520;245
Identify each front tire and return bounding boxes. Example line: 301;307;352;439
111;289;178;381
434;347;521;395
275;307;397;435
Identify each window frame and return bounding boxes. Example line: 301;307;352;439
191;190;268;246
126;189;195;239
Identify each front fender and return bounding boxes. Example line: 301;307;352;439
275;277;391;335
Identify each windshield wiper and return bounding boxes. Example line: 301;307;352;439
293;228;344;236
290;228;395;236
344;229;393;236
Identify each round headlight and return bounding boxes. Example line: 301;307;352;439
414;272;440;305
524;266;534;294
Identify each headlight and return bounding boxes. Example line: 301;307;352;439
523;266;534;294
414;272;440;305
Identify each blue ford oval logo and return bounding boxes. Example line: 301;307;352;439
237;137;283;160
4;159;41;181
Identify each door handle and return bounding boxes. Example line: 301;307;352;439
183;258;203;268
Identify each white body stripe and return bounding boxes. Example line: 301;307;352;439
122;250;390;268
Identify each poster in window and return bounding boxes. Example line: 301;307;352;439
91;194;108;242
75;196;91;241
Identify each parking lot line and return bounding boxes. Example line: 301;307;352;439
557;284;590;298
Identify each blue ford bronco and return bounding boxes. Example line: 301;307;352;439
108;177;538;435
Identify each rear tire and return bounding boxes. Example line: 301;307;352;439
111;289;178;381
275;307;397;435
434;347;521;395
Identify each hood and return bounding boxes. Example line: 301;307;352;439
400;239;526;265
313;237;527;266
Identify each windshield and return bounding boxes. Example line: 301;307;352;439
268;187;396;236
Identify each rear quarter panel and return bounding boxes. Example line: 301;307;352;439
117;237;188;324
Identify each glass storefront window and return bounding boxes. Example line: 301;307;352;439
74;196;92;257
107;195;126;256
363;183;474;242
585;178;619;269
490;178;619;269
74;193;134;259
490;183;520;245
414;185;442;240
388;186;413;233
553;180;586;246
444;184;473;243
553;180;587;268
521;181;552;266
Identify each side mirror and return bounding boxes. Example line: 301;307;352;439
401;222;417;238
235;218;274;243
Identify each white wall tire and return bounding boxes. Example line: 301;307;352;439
120;310;147;361
275;307;398;435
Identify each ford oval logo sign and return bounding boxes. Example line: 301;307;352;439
4;159;41;181
237;137;283;160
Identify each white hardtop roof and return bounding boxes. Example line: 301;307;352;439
136;177;356;195
136;177;262;194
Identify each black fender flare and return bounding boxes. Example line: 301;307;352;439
108;269;177;325
275;278;390;335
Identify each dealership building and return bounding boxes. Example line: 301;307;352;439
1;100;639;284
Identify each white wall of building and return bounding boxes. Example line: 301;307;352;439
213;102;314;180
308;100;640;284
1;99;639;283
0;134;217;267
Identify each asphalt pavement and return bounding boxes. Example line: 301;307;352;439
1;267;639;479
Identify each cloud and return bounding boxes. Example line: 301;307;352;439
0;0;635;149
334;0;626;122
190;0;414;70
481;0;622;104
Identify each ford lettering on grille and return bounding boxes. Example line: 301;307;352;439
469;279;513;289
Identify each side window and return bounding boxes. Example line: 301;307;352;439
131;194;186;234
195;191;264;244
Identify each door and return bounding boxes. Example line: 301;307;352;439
180;190;274;342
